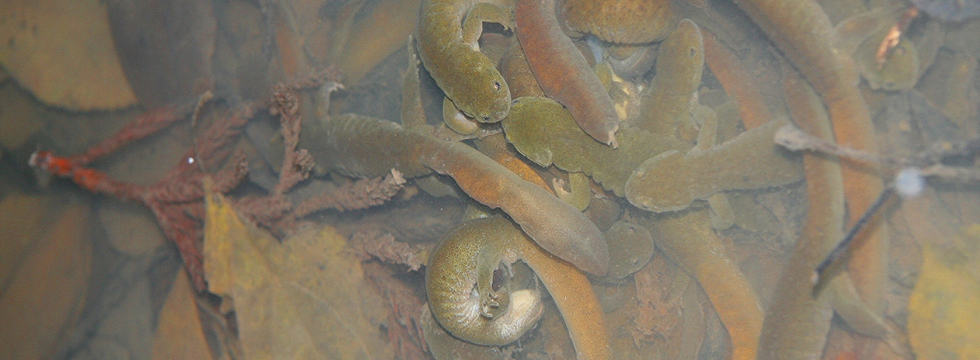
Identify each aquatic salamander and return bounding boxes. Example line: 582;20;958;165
417;0;513;124
311;112;609;275
515;0;620;147
560;0;676;44
502;96;690;197
625;119;804;213
426;217;543;345
734;0;891;356
427;216;610;359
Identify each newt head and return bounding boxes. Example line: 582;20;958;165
447;56;511;123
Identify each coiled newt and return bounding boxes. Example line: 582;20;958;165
427;216;610;359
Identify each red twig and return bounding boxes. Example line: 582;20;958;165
293;170;407;217
270;84;314;195
876;7;919;68
29;103;252;291
70;106;185;165
29;80;404;291
349;230;431;271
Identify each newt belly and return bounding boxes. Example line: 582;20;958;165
427;216;610;359
426;217;543;345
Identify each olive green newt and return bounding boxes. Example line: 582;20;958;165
428;216;610;359
502;96;690;197
426;216;543;345
417;0;513;124
625;119;804;213
636;19;703;140
515;0;620;147
315;113;609;276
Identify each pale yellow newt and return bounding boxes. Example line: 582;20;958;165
427;216;610;359
417;0;513;124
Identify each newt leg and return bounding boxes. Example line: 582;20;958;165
462;2;514;49
443;97;481;135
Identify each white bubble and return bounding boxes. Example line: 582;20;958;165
895;167;924;198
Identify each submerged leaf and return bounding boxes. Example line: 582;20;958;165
203;188;393;359
908;225;980;360
0;0;137;110
151;269;214;360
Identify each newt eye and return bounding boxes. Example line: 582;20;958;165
493;81;501;91
483;115;491;121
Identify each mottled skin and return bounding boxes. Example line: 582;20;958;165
502;96;690;197
312;113;609;276
515;0;620;147
427;216;611;359
735;0;889;356
426;217;543;345
417;0;512;123
636;19;704;139
625;119;804;213
561;0;677;44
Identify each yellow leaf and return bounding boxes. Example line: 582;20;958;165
202;188;393;359
0;0;137;110
908;225;980;360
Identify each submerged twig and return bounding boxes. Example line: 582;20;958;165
774;124;905;167
776;123;980;185
776;123;980;286
812;187;894;286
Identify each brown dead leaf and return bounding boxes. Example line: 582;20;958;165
0;200;92;359
330;0;422;83
0;192;54;287
202;187;393;359
151;268;215;360
907;225;980;360
632;252;684;342
0;82;44;150
0;0;137;110
104;0;216;108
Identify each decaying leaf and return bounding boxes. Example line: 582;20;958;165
0;0;137;110
0;201;92;359
908;225;980;360
104;0;216;108
151;268;215;360
203;187;393;359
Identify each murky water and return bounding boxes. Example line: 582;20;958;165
1;0;979;358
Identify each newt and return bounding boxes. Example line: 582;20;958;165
758;65;891;359
426;216;543;345
427;216;610;359
701;29;772;130
306;102;608;275
735;0;890;352
637;209;763;360
515;0;620;147
560;0;676;44
417;0;513;125
634;18;704;140
502;96;690;197
625;119;804;213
